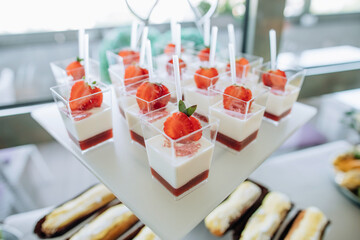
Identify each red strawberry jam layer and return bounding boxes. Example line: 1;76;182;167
193;112;209;123
151;168;209;197
264;108;292;122
216;130;258;152
130;130;145;147
68;129;113;151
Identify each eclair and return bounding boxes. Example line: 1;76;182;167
34;184;116;238
133;226;161;240
282;207;329;240
69;204;139;240
205;181;263;236
239;191;292;240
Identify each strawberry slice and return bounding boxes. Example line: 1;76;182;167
118;50;139;65
166;58;187;77
164;100;202;142
223;85;253;114
136;82;170;113
198;47;210;61
124;64;148;88
262;69;287;91
164;43;184;55
226;57;250;78
66;57;85;80
69;80;103;111
194;67;219;89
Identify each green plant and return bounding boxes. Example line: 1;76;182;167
342;109;360;143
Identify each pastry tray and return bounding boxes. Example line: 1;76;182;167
31;102;316;239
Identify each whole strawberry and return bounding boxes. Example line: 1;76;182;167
262;69;287;92
164;100;202;142
66;57;85;80
223;85;253;114
69;80;103;111
136;81;170;113
198;47;210;62
226;57;250;78
194;67;219;89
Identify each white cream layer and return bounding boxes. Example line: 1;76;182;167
61;104;112;141
210;102;264;142
125;104;176;137
184;86;222;116
146;135;214;189
42;184;114;234
205;181;262;235
240;192;292;240
133;226;161;240
265;85;299;116
287;207;328;240
70;204;131;240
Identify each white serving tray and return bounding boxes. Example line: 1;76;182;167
31;102;316;239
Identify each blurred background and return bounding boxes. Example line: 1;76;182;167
0;0;359;226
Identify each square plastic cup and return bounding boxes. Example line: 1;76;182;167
209;79;269;152
253;62;305;124
183;70;230;123
219;52;263;83
50;58;100;85
124;80;176;148
50;79;113;152
140;106;219;200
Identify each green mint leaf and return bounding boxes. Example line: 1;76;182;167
92;81;97;85
186;105;197;117
179;100;186;114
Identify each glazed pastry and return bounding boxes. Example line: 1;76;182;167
35;184;116;238
283;207;329;240
70;204;139;240
133;226;160;240
205;181;262;236
239;192;292;240
333;149;360;190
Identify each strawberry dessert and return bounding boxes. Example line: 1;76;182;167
166;58;187;79
51;80;113;151
198;47;210;62
256;63;304;123
142;101;218;198
210;83;268;151
118;49;140;66
125;81;175;147
184;66;223;123
226;57;250;79
65;57;85;80
164;43;184;55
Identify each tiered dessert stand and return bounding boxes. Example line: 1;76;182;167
31;99;316;239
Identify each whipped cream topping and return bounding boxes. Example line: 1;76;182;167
240;192;291;240
286;207;328;240
205;181;262;236
70;204;133;240
42;184;115;235
133;226;161;240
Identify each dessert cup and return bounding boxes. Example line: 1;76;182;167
124;81;176;148
183;70;229;122
50;58;100;85
50;79;113;152
209;80;269;152
141;107;219;200
254;62;305;124
220;52;263;83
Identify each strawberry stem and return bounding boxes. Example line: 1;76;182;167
76;57;84;62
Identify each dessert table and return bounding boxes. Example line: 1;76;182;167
5;140;360;240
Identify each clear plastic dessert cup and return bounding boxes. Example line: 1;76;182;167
140;107;219;200
124;80;176;148
50;58;100;85
220;52;263;83
50;79;113;152
253;62;305;124
209;80;269;152
183;71;230;123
